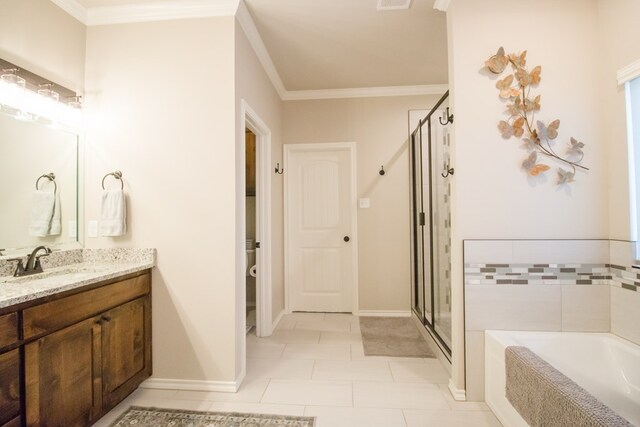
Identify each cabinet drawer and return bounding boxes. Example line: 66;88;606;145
0;313;18;350
0;349;21;425
23;272;150;340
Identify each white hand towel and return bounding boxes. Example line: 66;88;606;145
29;190;55;237
49;191;61;235
100;189;126;237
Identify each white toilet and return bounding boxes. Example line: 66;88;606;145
246;239;257;278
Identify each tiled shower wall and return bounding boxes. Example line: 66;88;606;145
463;239;640;401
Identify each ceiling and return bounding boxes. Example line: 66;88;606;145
71;0;449;91
244;0;448;91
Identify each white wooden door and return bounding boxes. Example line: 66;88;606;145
285;143;357;313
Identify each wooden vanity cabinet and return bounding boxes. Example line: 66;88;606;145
0;310;20;427
0;270;152;427
101;296;151;412
25;316;103;426
0;349;20;427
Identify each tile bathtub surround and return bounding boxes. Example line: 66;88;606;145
463;239;617;402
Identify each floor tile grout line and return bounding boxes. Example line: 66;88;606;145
258;378;271;403
350;379;355;408
401;409;410;427
310;359;317;381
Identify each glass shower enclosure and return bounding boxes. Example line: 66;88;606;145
409;91;453;356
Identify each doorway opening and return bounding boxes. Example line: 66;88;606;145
245;128;258;335
239;100;273;382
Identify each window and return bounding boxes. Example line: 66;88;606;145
626;75;640;252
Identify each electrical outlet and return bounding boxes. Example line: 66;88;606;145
358;198;371;209
88;220;98;238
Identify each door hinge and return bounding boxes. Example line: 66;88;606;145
255;241;261;249
419;212;426;226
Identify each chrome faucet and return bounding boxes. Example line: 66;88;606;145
9;246;52;277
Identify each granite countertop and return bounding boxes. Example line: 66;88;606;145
0;248;155;309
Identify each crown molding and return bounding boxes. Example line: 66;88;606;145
49;0;88;23
617;58;640;86
282;84;449;101
433;0;452;12
86;0;240;26
236;1;287;98
50;0;447;102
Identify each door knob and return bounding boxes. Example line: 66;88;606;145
344;236;350;242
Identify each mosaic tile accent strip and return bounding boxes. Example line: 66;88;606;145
465;263;611;286
609;264;640;292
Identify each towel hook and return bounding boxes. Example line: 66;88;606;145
439;107;454;126
275;163;284;175
102;170;123;190
441;164;455;178
35;173;57;193
379;166;386;176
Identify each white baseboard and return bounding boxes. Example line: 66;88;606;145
358;310;411;317
141;377;240;393
272;309;285;331
448;379;467;401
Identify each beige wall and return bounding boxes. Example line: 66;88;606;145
447;0;607;393
84;17;239;383
283;95;441;312
598;0;640;240
234;21;284;377
0;0;85;92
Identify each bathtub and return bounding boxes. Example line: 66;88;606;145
485;330;640;426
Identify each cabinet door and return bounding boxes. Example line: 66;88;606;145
0;349;20;425
102;296;151;411
25;317;102;427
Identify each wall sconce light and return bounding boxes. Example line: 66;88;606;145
0;68;29;119
0;59;82;128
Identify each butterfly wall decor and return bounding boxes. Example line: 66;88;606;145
484;47;588;184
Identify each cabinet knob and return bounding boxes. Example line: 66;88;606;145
343;236;350;242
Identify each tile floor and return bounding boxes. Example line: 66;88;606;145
95;313;502;427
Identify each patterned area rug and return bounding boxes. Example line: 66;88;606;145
359;317;435;358
111;407;316;427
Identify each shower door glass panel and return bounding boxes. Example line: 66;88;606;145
409;95;452;356
420;126;433;325
411;133;424;319
430;119;452;348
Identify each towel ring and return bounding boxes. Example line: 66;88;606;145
35;173;57;193
102;171;123;190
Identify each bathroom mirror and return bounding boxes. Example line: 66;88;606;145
0;111;80;255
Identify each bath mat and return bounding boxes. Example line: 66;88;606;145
111;406;315;426
359;317;435;358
